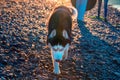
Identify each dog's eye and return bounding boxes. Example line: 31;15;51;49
53;48;58;51
53;48;64;52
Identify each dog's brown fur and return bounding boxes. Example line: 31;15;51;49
47;6;72;47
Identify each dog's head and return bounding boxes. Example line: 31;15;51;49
48;29;70;62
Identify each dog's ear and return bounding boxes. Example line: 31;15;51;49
49;29;56;38
63;30;69;39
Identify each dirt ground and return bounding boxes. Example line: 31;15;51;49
0;0;120;80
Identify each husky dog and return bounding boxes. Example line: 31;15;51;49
47;6;77;74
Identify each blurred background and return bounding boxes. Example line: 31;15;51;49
109;0;120;10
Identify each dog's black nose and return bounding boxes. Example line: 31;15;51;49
55;59;61;63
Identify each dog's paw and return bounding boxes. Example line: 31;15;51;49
53;70;61;74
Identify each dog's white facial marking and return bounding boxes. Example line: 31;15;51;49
49;29;56;38
63;30;69;39
52;44;64;61
49;43;70;61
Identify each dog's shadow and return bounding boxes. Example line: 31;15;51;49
74;23;119;79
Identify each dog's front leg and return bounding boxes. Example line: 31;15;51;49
64;49;68;60
50;46;60;74
53;60;60;74
51;51;60;74
64;44;70;60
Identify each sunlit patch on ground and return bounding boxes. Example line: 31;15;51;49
0;0;120;79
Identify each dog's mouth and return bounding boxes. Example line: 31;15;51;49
55;59;61;63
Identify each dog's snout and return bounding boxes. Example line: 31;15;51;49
55;59;61;63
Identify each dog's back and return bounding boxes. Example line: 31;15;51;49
47;6;72;47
